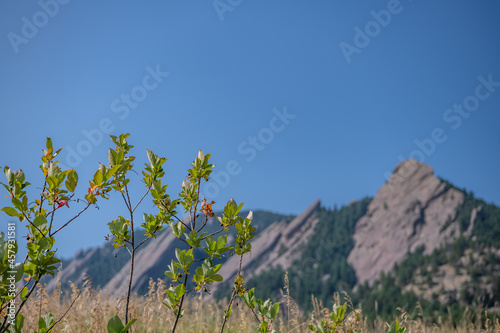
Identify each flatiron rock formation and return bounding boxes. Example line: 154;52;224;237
347;159;464;285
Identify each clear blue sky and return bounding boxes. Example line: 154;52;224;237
1;1;499;259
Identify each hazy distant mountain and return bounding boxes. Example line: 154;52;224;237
49;210;295;294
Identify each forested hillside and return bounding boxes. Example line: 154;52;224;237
356;189;500;322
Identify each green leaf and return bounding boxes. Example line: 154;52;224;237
121;318;137;332
44;313;55;328
20;286;29;301
175;283;185;299
146;149;157;166
46;176;57;189
259;320;268;333
12;312;24;333
216;235;227;249
224;306;232;318
242;288;256;308
11;262;24;282
93;169;103;185
108;149;117;166
46;137;53;150
212;274;223;282
1;207;20;217
38;317;47;330
65;169;78;192
175;248;182;263
107;315;124;333
165;289;176;304
106;164;121;179
11;198;23;212
270;302;280;319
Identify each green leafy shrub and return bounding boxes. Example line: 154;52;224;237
0;138;112;332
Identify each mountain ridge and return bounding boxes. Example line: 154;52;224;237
50;159;500;320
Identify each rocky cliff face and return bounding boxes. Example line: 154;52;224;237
217;200;321;285
347;159;464;285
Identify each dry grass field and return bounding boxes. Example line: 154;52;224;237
16;275;500;333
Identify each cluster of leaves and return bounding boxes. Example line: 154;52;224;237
386;319;406;333
33;313;55;333
308;303;407;333
241;288;280;333
92;134;279;332
0;134;281;333
308;302;358;333
0;138;121;332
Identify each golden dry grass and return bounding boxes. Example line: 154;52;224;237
17;274;500;333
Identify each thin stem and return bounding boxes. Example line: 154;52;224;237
125;185;133;212
163;204;183;224
135;225;160;251
162;203;191;231
22;213;46;239
121;191;132;212
249;307;261;324
196;214;210;233
192;178;201;230
132;188;150;213
52;202;92;236
39;179;47;214
136;236;151;251
220;290;237;333
38;277;42;324
124;185;134;328
204;227;226;240
177;238;190;246
193;257;209;263
46;290;82;333
220;253;246;332
124;245;132;256
48;203;56;234
125;247;135;326
46;193;76;219
171;273;189;333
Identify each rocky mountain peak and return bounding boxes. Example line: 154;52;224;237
347;159;464;285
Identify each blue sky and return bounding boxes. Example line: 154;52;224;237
1;1;499;259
